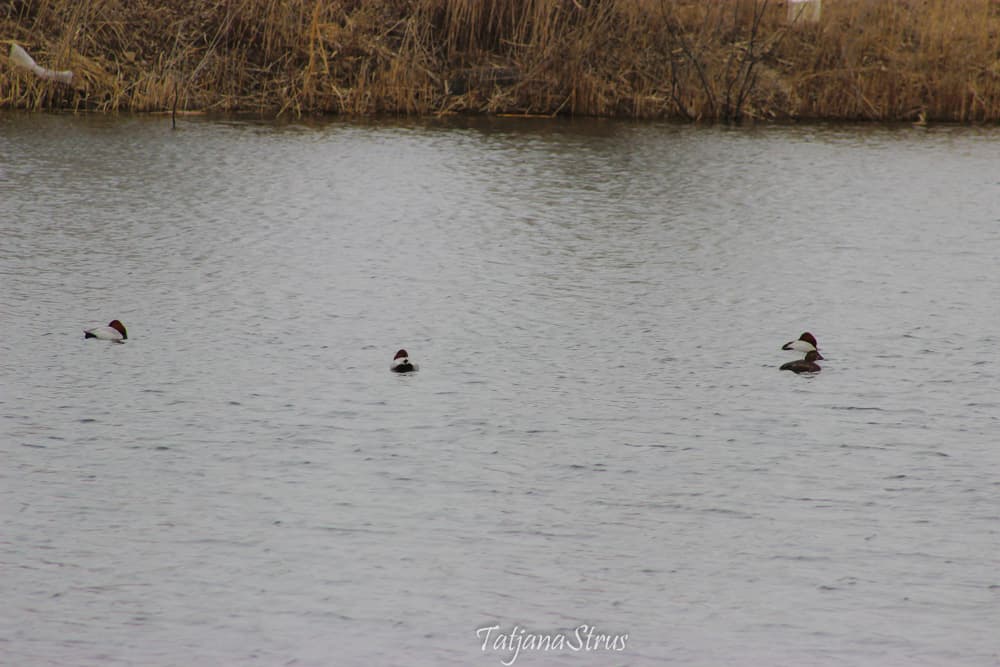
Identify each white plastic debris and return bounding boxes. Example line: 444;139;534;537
788;0;822;23
9;43;73;85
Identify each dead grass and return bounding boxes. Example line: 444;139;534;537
3;0;1000;120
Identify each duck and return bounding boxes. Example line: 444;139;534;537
780;350;822;374
84;319;127;343
390;349;418;373
782;331;822;359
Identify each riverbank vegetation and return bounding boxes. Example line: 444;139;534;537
3;0;1000;121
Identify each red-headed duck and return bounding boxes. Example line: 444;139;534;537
84;319;127;343
390;349;418;373
780;350;822;374
782;331;822;359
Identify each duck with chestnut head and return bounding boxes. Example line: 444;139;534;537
390;349;418;373
781;331;822;359
84;319;127;343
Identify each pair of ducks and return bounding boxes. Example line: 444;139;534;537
84;319;421;374
780;332;822;374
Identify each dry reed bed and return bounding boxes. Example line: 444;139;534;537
2;0;1000;120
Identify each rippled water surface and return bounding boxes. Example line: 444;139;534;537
2;113;999;666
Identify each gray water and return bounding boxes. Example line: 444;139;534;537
1;112;999;667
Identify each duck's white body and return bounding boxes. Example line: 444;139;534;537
783;338;816;353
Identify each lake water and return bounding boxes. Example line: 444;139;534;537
1;112;999;667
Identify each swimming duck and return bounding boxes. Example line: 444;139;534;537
390;349;418;373
780;350;822;374
782;331;822;359
84;319;127;343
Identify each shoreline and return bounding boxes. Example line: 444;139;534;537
3;0;1000;122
